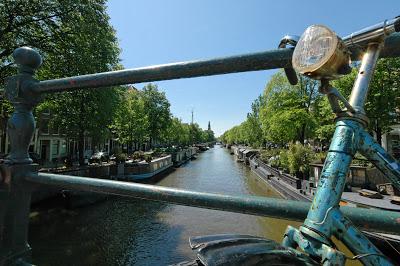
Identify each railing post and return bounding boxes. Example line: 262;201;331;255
0;47;42;265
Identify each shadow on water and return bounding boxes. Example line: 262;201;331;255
29;197;185;266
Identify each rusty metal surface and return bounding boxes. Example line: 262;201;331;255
36;48;294;93
0;164;38;266
359;130;400;192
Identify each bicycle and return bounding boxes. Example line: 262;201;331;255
180;17;400;266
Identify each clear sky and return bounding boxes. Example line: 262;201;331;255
106;0;398;136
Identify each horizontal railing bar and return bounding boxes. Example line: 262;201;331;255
36;48;293;93
343;17;398;48
348;32;400;60
35;32;400;93
27;173;400;235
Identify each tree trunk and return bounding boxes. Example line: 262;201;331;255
299;123;306;144
78;93;86;166
78;131;85;166
1;119;7;154
376;125;382;146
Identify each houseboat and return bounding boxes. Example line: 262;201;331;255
171;147;198;167
247;155;400;257
112;155;173;181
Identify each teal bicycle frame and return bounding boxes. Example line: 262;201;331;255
1;17;400;266
282;30;400;265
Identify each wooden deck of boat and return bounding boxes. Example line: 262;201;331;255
252;165;312;202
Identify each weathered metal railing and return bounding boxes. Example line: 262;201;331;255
1;32;400;265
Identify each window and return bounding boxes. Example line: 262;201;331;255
60;140;67;156
52;140;59;157
40;119;49;135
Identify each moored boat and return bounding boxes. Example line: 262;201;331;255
247;155;400;261
112;155;173;181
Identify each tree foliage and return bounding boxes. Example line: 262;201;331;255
164;117;190;146
141;84;171;146
333;58;400;144
1;0;75;83
220;95;264;147
260;71;320;145
33;0;121;165
222;57;400;150
112;84;214;150
0;0;94;150
112;88;149;150
1;0;214;162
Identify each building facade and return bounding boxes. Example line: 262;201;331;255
382;124;400;160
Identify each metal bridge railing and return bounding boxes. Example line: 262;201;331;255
1;32;400;265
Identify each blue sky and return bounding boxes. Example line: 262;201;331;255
106;0;398;136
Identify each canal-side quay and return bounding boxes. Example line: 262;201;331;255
31;146;201;207
29;145;294;266
231;145;400;211
229;145;400;261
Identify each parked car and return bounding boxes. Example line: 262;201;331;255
89;151;110;164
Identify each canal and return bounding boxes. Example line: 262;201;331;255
29;145;299;265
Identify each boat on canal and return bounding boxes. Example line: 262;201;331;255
113;155;173;181
171;147;198;167
244;149;400;212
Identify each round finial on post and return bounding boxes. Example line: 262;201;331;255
5;47;42;164
13;47;42;74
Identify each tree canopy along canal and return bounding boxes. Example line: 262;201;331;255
1;15;400;266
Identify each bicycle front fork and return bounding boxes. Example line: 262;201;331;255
282;119;395;265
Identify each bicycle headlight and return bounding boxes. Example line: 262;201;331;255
292;25;351;80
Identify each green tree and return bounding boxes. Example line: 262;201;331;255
35;0;121;165
220;95;264;147
112;88;149;152
243;95;265;147
0;0;78;83
333;58;400;145
204;129;215;142
141;84;171;147
314;97;336;144
0;0;84;152
221;125;243;145
164;118;191;147
189;123;204;144
260;71;320;145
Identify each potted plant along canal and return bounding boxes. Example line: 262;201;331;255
258;142;315;180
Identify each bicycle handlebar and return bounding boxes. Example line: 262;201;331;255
343;17;400;47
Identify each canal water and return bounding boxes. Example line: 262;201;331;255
28;146;299;265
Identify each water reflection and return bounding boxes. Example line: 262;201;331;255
29;146;299;265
